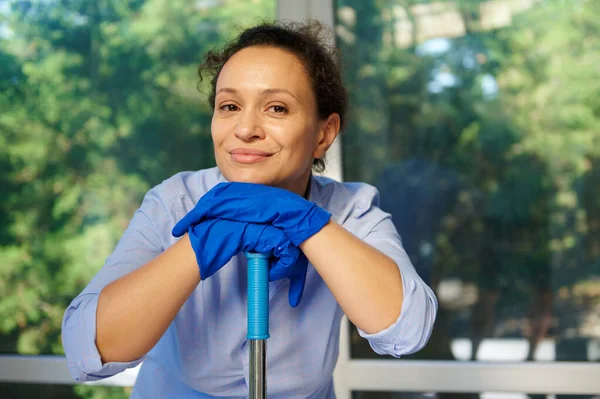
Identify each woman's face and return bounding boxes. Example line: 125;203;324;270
211;46;339;196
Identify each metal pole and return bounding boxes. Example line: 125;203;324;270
245;251;270;399
249;340;266;398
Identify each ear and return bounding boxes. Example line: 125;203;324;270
313;113;341;160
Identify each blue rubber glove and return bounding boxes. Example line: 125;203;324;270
178;218;308;307
172;182;331;246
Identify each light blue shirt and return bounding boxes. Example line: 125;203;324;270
62;167;437;398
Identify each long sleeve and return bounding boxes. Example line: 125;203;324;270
341;184;438;358
61;188;167;382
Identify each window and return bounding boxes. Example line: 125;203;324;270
335;0;600;363
0;0;275;397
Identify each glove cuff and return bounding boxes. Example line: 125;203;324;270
286;204;331;246
187;225;210;280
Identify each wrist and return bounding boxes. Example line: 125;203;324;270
175;233;203;281
286;204;331;246
298;218;334;251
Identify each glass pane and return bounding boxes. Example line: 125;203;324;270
352;392;599;399
0;0;274;373
336;0;600;361
0;383;130;399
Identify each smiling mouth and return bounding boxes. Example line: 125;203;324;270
229;150;273;164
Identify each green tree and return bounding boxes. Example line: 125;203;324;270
0;0;274;397
338;0;600;381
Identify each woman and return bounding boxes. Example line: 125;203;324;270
62;21;437;398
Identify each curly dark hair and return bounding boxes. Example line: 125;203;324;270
198;20;348;173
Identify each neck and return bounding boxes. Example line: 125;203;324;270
303;174;312;199
286;167;312;199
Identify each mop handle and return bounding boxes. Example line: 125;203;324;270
245;251;270;340
245;251;269;399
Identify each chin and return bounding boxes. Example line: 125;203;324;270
219;165;277;186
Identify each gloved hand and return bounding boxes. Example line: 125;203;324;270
172;182;331;246
178;218;308;307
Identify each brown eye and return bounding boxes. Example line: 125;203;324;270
220;104;239;112
268;105;288;114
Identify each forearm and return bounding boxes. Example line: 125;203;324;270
96;235;200;363
300;220;404;334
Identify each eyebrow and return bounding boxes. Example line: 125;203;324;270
215;87;300;102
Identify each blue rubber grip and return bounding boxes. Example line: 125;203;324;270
245;251;270;340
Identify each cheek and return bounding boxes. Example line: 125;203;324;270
290;126;319;154
210;115;216;136
280;134;317;167
211;117;225;145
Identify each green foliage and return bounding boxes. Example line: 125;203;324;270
74;384;131;399
1;0;274;396
338;0;600;361
2;0;600;395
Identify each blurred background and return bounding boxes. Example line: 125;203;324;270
0;0;599;398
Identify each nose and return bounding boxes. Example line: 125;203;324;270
234;109;265;141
